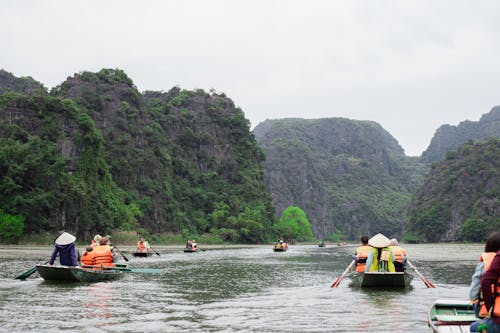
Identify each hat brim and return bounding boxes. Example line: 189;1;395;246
55;232;76;245
368;233;391;248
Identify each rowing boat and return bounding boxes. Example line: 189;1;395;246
349;271;413;288
184;247;199;253
36;265;123;282
132;251;153;257
427;299;477;333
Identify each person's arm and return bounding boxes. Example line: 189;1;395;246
469;262;484;302
365;250;373;272
481;252;500;311
49;247;58;265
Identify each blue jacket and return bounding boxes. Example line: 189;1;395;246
49;243;78;266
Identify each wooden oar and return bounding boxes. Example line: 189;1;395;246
15;260;49;280
113;246;129;262
407;259;435;288
330;259;355;288
149;247;160;256
82;265;163;274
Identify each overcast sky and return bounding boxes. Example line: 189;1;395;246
1;0;499;156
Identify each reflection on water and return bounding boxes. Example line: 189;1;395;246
0;243;483;332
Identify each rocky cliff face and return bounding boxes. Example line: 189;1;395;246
0;69;274;240
0;69;46;95
421;107;500;163
407;139;499;242
254;118;425;239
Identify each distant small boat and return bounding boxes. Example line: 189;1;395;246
427;299;477;333
132;251;153;257
318;241;326;247
349;271;413;288
36;265;123;282
273;242;288;252
184;247;199;253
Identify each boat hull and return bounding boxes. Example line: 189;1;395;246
273;248;287;252
427;299;477;333
132;252;153;257
36;265;123;282
349;271;413;288
184;248;199;253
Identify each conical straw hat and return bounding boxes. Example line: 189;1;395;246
368;233;390;248
55;232;76;245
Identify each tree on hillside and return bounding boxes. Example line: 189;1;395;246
274;206;313;242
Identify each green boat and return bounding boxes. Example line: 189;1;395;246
36;265;123;282
349;271;413;288
427;299;477;333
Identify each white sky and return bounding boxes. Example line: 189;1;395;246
1;0;499;156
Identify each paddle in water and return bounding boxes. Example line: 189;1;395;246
15;260;50;280
113;246;129;262
407;259;435;288
150;247;161;256
331;260;355;288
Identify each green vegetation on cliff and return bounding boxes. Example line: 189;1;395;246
254;118;426;240
0;69;274;243
406;139;499;242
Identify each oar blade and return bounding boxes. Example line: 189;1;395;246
15;266;38;280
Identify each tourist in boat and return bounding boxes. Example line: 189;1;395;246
49;232;79;267
80;246;95;266
470;242;500;333
364;233;395;272
389;238;407;272
93;237;115;268
353;235;371;272
91;234;102;248
137;238;151;253
469;232;500;318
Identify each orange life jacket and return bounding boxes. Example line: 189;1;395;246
93;245;115;268
137;241;146;252
390;246;407;263
355;245;371;272
479;252;500;317
81;251;96;266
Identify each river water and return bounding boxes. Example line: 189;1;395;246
0;243;483;333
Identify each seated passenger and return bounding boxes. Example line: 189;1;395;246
389;238;407;272
93;237;115;268
354;235;371;273
81;246;96;267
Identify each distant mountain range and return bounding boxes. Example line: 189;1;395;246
1;68;498;242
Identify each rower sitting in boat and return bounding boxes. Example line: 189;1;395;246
365;233;395;273
353;235;371;272
389;238;407;272
49;232;79;267
137;238;151;253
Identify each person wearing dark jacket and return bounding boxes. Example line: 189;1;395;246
470;249;500;332
49;232;79;267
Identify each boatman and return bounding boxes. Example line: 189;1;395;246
49;232;79;267
365;233;395;273
353;235;371;272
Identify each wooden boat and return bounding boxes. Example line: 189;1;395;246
349;271;413;288
427;299;477;333
184;247;199;253
36;265;123;282
318;241;326;247
273;243;288;252
132;251;153;257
